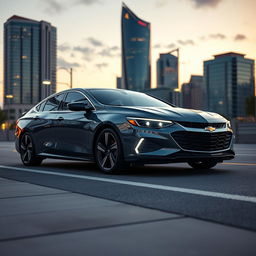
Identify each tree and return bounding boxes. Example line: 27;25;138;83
245;96;256;117
0;108;7;125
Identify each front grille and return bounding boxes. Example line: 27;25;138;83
171;131;232;151
176;121;226;129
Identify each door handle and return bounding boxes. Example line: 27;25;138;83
57;117;64;121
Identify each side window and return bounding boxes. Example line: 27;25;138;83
39;101;46;112
36;101;46;112
43;93;65;112
62;92;88;110
36;104;40;112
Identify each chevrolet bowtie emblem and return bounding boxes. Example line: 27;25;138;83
205;126;216;132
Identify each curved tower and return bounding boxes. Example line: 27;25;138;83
121;3;151;91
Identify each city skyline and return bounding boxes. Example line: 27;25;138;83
1;0;256;106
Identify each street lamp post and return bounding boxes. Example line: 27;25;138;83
42;80;51;100
5;94;13;141
42;80;51;85
57;67;73;89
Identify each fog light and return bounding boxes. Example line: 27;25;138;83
135;138;144;154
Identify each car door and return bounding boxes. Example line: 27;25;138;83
53;91;94;158
33;93;66;155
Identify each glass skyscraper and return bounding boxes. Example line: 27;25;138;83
181;75;203;110
203;52;255;118
121;3;151;91
157;53;178;90
4;15;56;121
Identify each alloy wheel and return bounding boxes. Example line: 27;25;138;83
96;130;119;172
20;134;33;164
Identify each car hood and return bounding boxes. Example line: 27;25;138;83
109;106;227;123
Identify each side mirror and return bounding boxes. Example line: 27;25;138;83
68;102;92;111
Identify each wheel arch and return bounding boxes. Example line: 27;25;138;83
92;122;124;156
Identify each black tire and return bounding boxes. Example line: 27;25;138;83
94;128;124;174
20;133;43;166
187;160;218;170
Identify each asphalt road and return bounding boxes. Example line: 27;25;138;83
0;142;256;231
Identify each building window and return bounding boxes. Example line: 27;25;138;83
130;37;146;42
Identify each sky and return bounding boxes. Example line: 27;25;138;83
0;0;256;106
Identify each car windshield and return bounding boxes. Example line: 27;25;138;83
89;89;172;108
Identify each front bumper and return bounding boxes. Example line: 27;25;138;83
125;149;235;164
120;122;235;164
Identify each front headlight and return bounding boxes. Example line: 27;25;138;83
127;117;173;129
227;121;232;129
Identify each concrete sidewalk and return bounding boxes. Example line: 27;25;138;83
0;177;255;256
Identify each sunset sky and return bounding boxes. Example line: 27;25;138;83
0;0;256;106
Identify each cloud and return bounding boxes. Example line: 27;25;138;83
58;43;71;52
189;0;222;8
177;39;194;46
73;46;95;61
76;0;102;5
41;0;102;14
42;0;65;14
98;46;120;57
156;0;222;8
209;33;226;39
199;36;206;41
166;43;176;49
98;49;114;57
153;44;161;49
57;57;81;68
155;0;169;7
109;46;119;51
87;37;104;47
95;62;108;70
234;34;247;41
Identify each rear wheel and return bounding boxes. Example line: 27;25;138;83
187;160;218;170
94;128;123;174
20;133;43;166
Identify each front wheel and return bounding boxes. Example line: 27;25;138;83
94;128;123;174
187;160;218;170
20;133;43;166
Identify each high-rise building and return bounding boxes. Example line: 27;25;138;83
121;3;151;91
157;52;178;90
181;82;190;108
182;75;203;110
144;88;173;104
204;52;255;118
4;15;57;121
116;76;122;89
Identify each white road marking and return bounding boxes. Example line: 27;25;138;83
0;165;256;204
221;162;256;166
235;154;256;156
